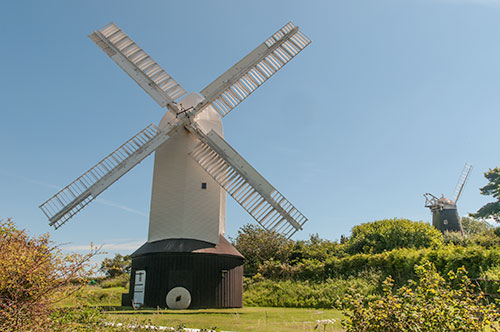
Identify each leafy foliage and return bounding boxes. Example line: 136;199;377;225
461;216;494;235
474;167;500;222
100;274;130;289
232;224;294;276
345;218;443;254
244;271;381;308
290;234;344;262
100;254;131;278
342;261;500;332
0;218;99;331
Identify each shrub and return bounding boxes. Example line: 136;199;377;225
100;273;129;289
478;265;500;296
345;218;443;254
0;218;99;331
342;261;500;332
290;234;345;262
325;245;500;287
244;270;381;308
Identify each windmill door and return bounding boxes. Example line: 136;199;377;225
221;269;229;307
133;270;146;307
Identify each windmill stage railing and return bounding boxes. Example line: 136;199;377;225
40;124;164;228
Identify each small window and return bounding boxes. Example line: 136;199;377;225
201;182;207;189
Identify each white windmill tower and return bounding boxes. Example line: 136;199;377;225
40;22;311;309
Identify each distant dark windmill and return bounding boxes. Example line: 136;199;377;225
424;164;473;234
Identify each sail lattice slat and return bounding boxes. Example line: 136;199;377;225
89;22;187;107
452;163;473;203
189;130;307;238
200;21;311;118
40;124;170;229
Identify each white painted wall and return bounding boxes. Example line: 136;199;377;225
148;93;226;244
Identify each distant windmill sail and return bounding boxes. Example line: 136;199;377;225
452;163;473;203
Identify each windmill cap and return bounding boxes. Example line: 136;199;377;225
439;196;456;207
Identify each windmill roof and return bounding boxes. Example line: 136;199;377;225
131;235;244;259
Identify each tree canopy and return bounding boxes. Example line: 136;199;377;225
473;167;500;223
100;254;131;278
232;224;294;276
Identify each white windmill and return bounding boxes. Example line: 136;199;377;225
40;22;310;308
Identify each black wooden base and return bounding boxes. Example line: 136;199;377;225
126;235;244;308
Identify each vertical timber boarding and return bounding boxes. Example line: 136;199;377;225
129;252;243;308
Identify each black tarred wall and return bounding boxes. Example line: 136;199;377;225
129;252;244;308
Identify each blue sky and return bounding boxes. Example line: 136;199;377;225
1;0;500;257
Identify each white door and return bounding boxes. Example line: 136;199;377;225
133;270;146;307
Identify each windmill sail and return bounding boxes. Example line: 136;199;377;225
40;124;172;229
197;21;311;118
189;129;307;238
89;23;187;108
452;163;473;203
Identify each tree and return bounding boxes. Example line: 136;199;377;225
345;218;443;254
474;167;500;223
100;254;131;278
232;224;294;276
0;218;99;331
460;216;493;235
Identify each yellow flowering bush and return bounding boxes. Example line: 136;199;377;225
0;218;98;331
342;261;500;331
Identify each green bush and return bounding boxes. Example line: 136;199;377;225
244;271;382;308
342;261;500;332
100;274;129;289
478;265;500;296
71;286;125;306
290;234;345;262
345;218;443;254
232;224;294;276
325;245;500;287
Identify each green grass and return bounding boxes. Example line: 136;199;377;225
59;286;127;307
104;307;343;332
61;286;344;331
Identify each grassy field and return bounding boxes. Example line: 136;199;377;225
105;307;343;332
65;286;344;331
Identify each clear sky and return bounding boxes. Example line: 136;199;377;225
1;0;500;258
